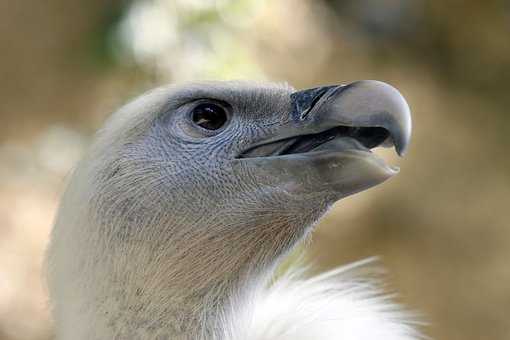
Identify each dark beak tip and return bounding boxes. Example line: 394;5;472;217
397;145;408;157
395;122;412;157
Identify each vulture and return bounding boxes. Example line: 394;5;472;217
46;80;419;340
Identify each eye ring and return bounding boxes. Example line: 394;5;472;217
190;101;229;131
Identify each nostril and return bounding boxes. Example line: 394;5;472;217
290;85;339;121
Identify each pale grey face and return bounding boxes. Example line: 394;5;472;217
94;80;410;251
108;83;304;230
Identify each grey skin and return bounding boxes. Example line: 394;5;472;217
47;80;411;340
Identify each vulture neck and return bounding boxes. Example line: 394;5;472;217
69;218;305;340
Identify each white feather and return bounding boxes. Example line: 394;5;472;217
220;259;422;340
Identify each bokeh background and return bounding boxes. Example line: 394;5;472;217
1;0;509;339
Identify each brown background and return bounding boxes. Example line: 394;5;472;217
0;1;509;339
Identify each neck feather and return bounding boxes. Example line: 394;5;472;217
49;216;313;340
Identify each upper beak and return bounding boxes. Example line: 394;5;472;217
290;80;411;156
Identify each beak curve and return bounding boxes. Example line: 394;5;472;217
291;80;411;156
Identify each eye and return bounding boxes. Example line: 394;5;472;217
191;102;228;131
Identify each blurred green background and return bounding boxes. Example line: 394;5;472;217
0;0;509;339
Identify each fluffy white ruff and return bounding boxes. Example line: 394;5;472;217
222;259;422;340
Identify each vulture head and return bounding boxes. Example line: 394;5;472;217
47;80;414;340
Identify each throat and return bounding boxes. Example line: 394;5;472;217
78;231;298;340
94;262;278;340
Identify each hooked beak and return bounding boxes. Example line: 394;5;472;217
290;80;411;156
238;80;412;199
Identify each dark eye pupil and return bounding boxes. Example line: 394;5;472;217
191;103;227;130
